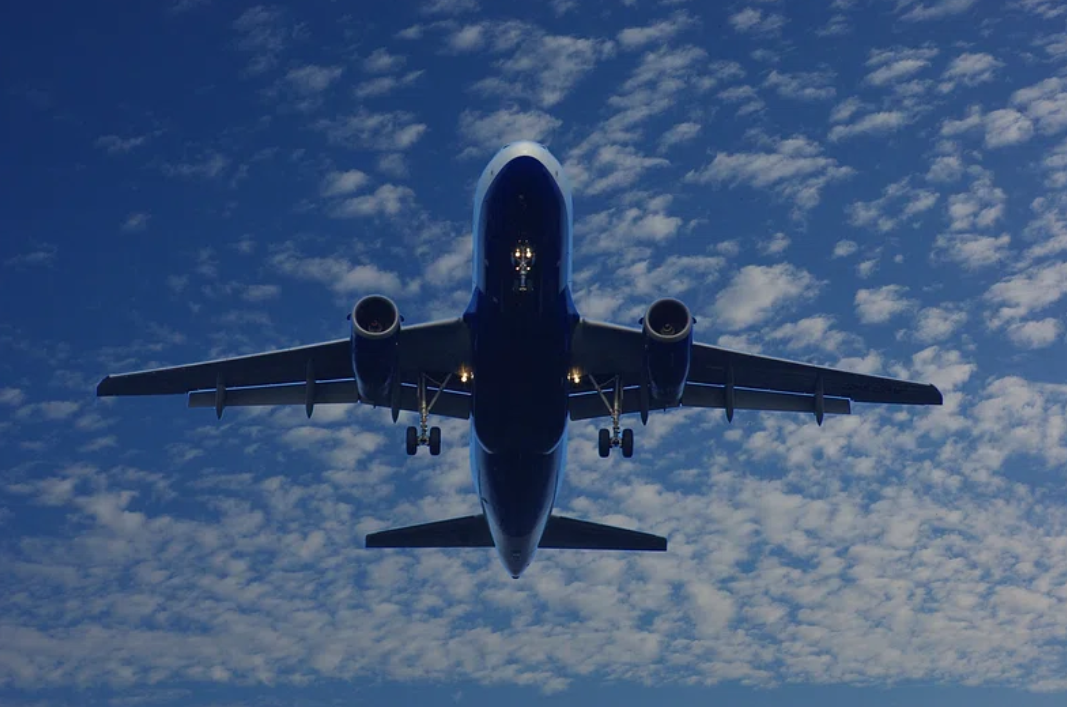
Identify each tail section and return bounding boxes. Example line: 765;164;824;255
365;513;666;552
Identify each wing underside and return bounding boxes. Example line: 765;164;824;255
568;319;942;421
96;318;473;419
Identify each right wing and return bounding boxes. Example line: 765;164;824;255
96;318;473;419
569;319;942;421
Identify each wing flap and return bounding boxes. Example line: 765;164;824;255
681;384;851;415
365;515;492;548
187;381;472;419
538;515;667;551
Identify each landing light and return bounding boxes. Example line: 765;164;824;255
569;370;582;385
459;368;473;383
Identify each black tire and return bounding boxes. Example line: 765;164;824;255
598;428;611;458
621;428;634;458
405;426;418;456
429;426;442;456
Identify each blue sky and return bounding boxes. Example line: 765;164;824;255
3;0;1067;704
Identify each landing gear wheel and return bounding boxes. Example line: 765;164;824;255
621;428;634;458
598;428;611;458
429;426;442;456
405;426;418;456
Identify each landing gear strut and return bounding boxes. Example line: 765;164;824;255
405;372;451;456
588;374;634;459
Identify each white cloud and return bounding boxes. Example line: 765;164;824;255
912;305;968;343
576;195;685;253
614;255;726;297
1016;0;1067;17
898;0;978;21
424;234;473;287
984;109;1034;148
866;58;929;86
271;249;416;297
1006;318;1062;348
446;23;485;52
945;172;1006;232
354;71;423;99
566;144;669;196
713;264;822;330
658;122;701;152
240;284;280;302
316;109;428;152
331;184;416;218
729;8;786;35
0;388;25;406
939;52;1003;90
933;232;1012;270
320;170;370;197
161;153;230;179
830;97;865;123
363;48;406;74
832;240;858;258
95;134;150;154
421;0;478;14
457;108;562;157
285;65;343;94
854;285;917;324
15;400;81;421
233;5;292;75
926;153;964;183
766;315;863;354
763;70;837;101
847;178;939;233
828;111;909;142
617;12;695;50
985;260;1067;326
1010;77;1067;137
685;135;854;214
759;232;791;256
471;32;615;108
121;212;150;233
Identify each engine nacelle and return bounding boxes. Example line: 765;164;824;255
642;297;693;406
350;294;401;403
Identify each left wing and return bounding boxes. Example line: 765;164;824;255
96;318;472;419
569;319;942;421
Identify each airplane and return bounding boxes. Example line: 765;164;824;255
96;140;944;579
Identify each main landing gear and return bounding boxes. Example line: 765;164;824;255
405;372;451;456
588;374;635;459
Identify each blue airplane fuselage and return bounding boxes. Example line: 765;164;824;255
464;142;577;578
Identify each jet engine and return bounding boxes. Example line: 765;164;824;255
350;294;401;403
642;297;693;406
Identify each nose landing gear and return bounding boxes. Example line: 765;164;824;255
511;240;535;293
588;374;635;459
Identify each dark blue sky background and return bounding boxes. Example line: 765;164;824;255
3;0;1067;705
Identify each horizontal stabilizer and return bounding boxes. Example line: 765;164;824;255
365;514;492;548
539;515;667;551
